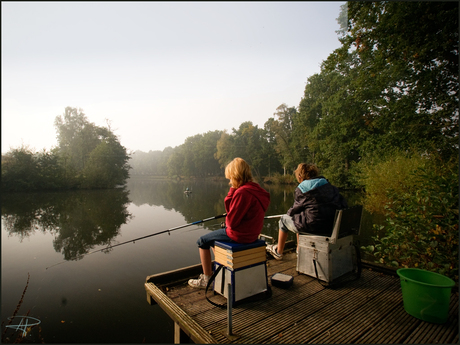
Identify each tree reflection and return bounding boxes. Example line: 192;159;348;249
1;180;365;262
1;189;132;260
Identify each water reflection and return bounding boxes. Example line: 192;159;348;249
1;189;132;261
1;179;377;263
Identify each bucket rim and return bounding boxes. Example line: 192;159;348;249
397;268;455;288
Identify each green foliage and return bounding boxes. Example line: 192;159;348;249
263;172;296;185
288;1;459;188
358;150;432;215
54;107;131;189
215;122;276;178
266;104;298;173
54;107;103;172
1;146;67;192
165;131;223;178
361;153;459;280
344;1;459;159
2;146;39;191
215;131;235;170
82;137;131;188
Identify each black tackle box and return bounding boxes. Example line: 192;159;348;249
271;273;294;288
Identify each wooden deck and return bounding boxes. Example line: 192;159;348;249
145;251;459;344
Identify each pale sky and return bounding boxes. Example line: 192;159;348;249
2;1;345;154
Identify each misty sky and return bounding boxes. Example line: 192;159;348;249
2;1;345;154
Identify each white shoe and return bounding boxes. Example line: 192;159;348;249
266;244;283;260
188;274;209;289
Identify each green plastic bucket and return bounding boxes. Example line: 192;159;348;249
397;268;455;323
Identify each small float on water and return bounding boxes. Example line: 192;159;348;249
184;188;192;195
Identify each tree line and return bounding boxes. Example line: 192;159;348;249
3;2;458;191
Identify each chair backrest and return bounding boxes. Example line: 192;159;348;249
329;205;363;243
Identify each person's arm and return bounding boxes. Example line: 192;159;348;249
286;188;307;216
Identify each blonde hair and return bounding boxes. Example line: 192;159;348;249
294;163;319;183
225;157;253;188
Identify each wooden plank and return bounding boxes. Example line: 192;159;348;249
437;299;459;344
145;282;217;344
310;282;402;344
356;302;418;344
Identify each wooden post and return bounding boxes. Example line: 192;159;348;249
174;322;190;344
227;283;233;336
146;291;154;305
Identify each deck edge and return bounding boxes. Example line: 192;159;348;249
145;282;217;344
146;263;203;285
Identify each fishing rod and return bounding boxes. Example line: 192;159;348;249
45;213;227;270
45;213;284;270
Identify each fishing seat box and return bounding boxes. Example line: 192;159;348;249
297;206;363;284
213;239;268;306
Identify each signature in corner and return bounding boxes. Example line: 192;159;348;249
5;316;41;337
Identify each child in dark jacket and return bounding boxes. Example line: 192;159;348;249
266;163;347;260
189;157;270;288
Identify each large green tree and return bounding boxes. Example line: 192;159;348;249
54;107;131;188
193;131;223;177
266;104;297;175
342;1;458;158
82;135;131;188
215;131;235;169
54;107;102;173
293;1;458;186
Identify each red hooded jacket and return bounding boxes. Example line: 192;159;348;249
224;181;270;243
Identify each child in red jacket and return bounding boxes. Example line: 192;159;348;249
188;157;270;288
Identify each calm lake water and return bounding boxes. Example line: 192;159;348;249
1;177;377;343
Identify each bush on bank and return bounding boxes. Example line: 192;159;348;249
360;151;459;280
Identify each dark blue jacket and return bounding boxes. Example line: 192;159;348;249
287;177;347;236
